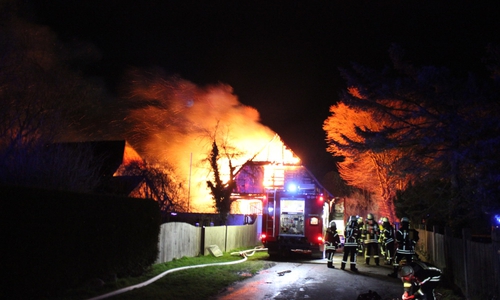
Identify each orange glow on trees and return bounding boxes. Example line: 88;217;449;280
323;101;411;221
325;44;500;230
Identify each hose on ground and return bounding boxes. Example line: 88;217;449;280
87;246;267;300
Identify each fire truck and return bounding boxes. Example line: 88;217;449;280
230;136;340;258
260;183;329;258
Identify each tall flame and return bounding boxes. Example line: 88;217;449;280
120;70;300;212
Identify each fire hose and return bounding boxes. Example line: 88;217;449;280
87;246;268;300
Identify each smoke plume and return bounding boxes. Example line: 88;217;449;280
120;68;277;212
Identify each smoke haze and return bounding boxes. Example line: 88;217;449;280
120;69;277;212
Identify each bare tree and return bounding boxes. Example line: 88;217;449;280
120;160;188;213
204;125;243;224
0;10;115;193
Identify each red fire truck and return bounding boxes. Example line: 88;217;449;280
259;183;330;258
230;141;339;258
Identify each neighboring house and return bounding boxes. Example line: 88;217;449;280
55;140;146;196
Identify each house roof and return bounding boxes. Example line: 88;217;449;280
52;140;144;195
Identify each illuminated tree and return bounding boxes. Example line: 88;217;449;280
323;102;405;221
326;44;500;230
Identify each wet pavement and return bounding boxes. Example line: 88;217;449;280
214;255;402;300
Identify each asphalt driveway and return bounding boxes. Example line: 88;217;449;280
214;255;402;300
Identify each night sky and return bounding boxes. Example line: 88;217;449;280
30;0;500;178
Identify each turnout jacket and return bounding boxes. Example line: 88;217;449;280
381;225;395;246
403;261;442;298
324;228;341;249
363;222;380;244
396;227;419;255
344;223;360;247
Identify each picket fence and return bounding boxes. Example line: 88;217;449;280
416;226;500;300
155;222;261;264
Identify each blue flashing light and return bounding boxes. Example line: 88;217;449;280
494;214;500;226
287;183;298;192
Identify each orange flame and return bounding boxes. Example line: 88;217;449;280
119;70;301;212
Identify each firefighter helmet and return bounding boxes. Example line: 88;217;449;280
367;213;374;220
400;265;414;278
381;217;389;223
401;217;410;223
357;216;364;224
348;215;357;223
329;221;337;229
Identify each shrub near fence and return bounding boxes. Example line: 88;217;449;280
416;226;500;300
155;222;260;264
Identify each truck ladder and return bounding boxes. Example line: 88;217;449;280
265;190;277;237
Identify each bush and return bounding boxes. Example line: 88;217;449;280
1;185;161;298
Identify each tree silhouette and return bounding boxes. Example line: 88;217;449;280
0;13;113;192
205;130;239;225
325;44;500;230
119;160;188;214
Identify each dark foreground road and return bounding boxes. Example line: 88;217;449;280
215;255;402;300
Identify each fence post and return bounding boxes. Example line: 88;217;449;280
224;225;228;252
433;226;439;264
462;228;471;300
492;227;500;299
201;226;206;255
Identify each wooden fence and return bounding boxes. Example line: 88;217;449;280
416;226;500;300
155;222;261;264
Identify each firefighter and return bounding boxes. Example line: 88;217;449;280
341;216;360;272
357;216;365;255
400;260;442;300
378;218;386;259
363;213;381;265
324;221;341;268
380;217;395;265
389;217;420;278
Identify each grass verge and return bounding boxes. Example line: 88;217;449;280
53;248;273;300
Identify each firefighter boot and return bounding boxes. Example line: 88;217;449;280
327;253;335;268
341;262;346;270
365;257;370;265
375;257;380;266
350;264;359;272
388;266;398;278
